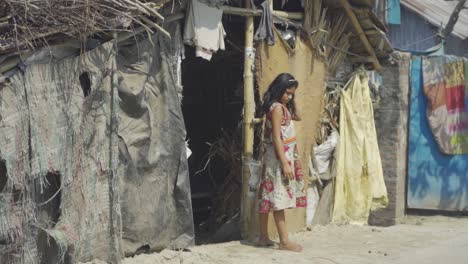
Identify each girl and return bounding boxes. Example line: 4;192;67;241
257;73;307;252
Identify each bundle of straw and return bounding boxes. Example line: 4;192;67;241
1;0;170;52
200;129;242;232
303;0;329;55
316;86;340;145
304;0;323;33
326;13;351;74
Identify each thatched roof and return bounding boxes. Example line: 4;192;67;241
324;0;393;69
351;8;393;59
0;0;173;55
1;0;393;72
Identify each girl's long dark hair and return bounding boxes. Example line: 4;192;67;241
262;73;299;116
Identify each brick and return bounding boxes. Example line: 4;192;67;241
369;53;411;226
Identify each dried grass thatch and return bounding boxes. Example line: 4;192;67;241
316;85;340;145
302;0;328;57
0;0;172;54
326;13;351;74
302;0;351;74
200;129;242;233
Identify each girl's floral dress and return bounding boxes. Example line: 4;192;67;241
259;102;307;213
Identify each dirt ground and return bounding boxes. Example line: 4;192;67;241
85;215;468;264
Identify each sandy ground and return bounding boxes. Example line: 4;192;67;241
85;216;468;264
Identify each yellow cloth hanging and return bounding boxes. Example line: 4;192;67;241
332;70;388;224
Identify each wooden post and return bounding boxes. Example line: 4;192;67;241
220;6;303;20
340;0;382;72
241;0;256;240
441;0;467;38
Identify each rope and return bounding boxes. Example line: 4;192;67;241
402;34;439;49
37;184;63;206
325;42;370;60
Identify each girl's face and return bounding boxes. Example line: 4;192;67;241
280;87;296;105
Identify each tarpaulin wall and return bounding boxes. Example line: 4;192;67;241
422;56;468;154
0;22;194;263
117;22;194;253
0;42;121;264
407;57;468;210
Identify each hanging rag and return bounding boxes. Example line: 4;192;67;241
253;0;275;46
183;0;226;61
422;56;468;154
332;70;388;224
387;0;401;25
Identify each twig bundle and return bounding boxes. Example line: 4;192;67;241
316;86;340;145
202;129;242;232
1;0;170;52
326;13;351;73
303;0;329;54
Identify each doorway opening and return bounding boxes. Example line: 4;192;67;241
182;18;245;244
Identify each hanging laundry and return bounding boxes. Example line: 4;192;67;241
253;0;275;45
387;0;401;25
183;0;226;61
422;56;468;154
332;70;388;224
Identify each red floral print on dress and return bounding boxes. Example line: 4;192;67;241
294;163;304;180
263;180;274;193
259;199;271;213
258;102;307;213
296;197;307;207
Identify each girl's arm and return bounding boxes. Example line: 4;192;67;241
292;101;301;121
271;106;294;179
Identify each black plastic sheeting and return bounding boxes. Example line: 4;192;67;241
0;21;194;263
117;22;195;254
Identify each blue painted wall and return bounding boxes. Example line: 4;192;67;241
407;57;468;210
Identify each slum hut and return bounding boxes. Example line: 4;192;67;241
1;1;192;263
0;0;393;263
371;0;468;226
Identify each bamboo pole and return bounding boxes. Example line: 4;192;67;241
220;6;303;20
339;0;382;72
240;0;256;240
273;10;303;20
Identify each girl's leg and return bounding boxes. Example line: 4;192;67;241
273;210;302;252
257;213;275;246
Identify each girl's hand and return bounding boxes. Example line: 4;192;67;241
282;163;294;180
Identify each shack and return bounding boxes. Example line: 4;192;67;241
0;0;393;263
372;0;468;226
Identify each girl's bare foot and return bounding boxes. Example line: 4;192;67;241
279;241;303;252
256;237;276;247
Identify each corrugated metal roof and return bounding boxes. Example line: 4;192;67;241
388;6;438;51
401;0;468;39
387;5;468;56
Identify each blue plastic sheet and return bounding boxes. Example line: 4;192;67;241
407;57;468;211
